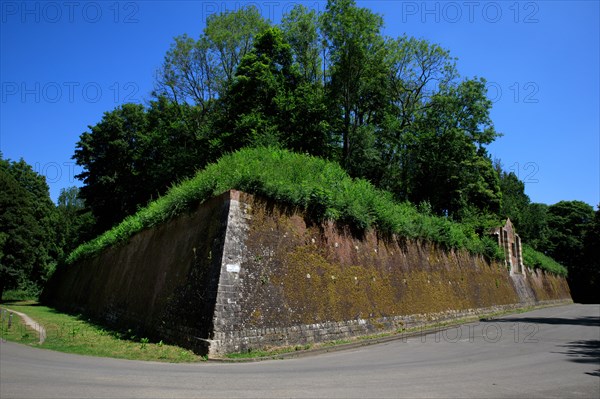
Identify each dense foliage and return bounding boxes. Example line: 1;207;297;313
0;152;95;299
522;244;567;276
75;0;501;233
543;201;597;301
0;156;57;299
54;186;95;260
73;99;211;234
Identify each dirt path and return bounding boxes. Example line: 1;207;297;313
5;309;46;344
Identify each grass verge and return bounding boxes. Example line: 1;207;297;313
0;301;204;363
0;305;39;345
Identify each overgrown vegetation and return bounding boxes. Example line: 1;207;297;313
1;289;40;302
224;344;313;359
75;1;503;234
0;157;57;300
67;147;494;264
522;245;568;276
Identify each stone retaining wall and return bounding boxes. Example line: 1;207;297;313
43;190;572;356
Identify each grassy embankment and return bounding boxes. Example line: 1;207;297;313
66;147;566;276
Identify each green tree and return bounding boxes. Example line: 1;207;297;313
545;200;594;263
156;6;270;106
218;26;335;157
492;162;551;249
400;79;501;217
0;156;56;299
497;168;530;227
74;99;209;233
281;5;322;84
54;186;95;260
204;6;270;91
581;206;600;303
0;166;31;299
74;103;149;232
285;81;335;158
321;0;387;167
142;97;213;187
218;27;298;149
520;202;550;249
155;34;218;109
373;36;458;193
542;200;595;302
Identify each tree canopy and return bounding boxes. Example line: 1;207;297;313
75;0;506;231
0;156;57;299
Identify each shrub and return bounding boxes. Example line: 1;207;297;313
480;236;505;262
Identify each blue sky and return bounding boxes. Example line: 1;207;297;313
1;1;598;207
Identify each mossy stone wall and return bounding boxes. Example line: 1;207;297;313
43;192;232;353
44;191;572;356
211;192;571;354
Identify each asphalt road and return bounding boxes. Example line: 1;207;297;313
1;304;598;398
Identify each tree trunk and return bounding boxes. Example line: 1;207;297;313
343;108;350;167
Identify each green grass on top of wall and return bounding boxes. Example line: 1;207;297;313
66;147;566;277
522;244;568;276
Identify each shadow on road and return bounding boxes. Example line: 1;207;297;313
492;316;599;328
555;339;600;377
491;311;600;377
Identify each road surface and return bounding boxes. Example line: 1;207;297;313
1;304;598;398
